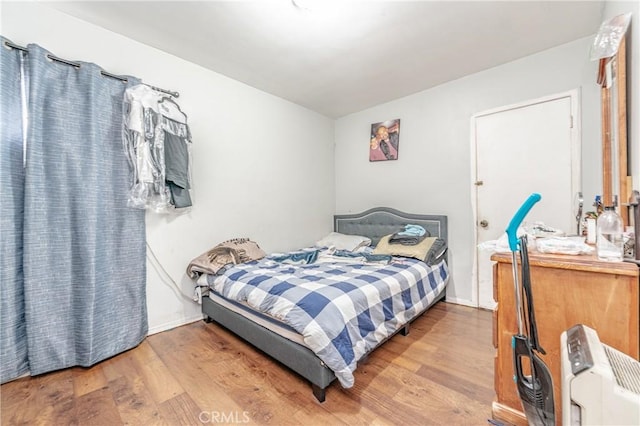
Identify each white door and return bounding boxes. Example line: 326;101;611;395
473;91;580;309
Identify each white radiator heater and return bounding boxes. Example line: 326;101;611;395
561;324;640;425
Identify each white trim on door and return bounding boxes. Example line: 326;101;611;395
470;89;582;308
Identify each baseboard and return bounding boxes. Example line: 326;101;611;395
492;401;527;426
443;297;477;308
148;314;203;335
149;299;478;333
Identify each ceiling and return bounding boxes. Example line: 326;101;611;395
48;1;605;118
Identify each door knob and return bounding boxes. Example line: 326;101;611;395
480;220;489;228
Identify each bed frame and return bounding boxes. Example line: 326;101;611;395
202;207;448;402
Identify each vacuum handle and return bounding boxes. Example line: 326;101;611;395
506;193;542;251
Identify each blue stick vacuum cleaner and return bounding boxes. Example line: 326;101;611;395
505;193;555;426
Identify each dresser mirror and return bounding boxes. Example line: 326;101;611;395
597;22;629;225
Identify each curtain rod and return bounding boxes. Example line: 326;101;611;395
3;40;180;98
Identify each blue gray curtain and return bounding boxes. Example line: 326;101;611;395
1;37;148;382
1;38;29;382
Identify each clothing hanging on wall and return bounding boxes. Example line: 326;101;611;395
123;84;193;213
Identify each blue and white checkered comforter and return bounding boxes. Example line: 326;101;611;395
208;254;449;387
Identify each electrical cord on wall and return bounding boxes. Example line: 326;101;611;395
146;241;204;303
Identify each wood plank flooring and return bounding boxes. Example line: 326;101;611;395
1;302;495;425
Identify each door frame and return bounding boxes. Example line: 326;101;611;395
470;89;582;308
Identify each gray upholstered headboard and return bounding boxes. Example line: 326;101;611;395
334;207;448;247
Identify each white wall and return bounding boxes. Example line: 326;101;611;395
1;3;335;333
335;37;603;305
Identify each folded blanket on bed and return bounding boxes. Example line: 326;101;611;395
388;233;426;245
187;238;266;278
396;224;427;237
388;224;430;245
373;235;447;265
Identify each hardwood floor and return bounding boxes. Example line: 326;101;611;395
1;302;495;425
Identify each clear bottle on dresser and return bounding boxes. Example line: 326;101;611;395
596;206;624;261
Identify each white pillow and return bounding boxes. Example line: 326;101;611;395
315;232;371;251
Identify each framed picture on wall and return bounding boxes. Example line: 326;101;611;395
369;119;400;161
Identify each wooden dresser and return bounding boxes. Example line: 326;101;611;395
491;251;639;425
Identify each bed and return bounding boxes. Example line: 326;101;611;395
199;207;449;402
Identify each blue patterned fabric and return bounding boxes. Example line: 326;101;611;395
18;43;148;375
207;255;449;387
0;37;29;383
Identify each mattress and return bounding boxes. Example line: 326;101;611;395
206;289;306;346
